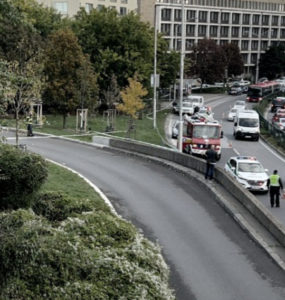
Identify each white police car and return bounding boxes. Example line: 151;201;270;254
224;156;269;192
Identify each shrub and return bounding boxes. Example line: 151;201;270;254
0;144;48;210
0;209;175;299
32;192;96;222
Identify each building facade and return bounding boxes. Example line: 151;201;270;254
139;0;285;78
37;0;137;17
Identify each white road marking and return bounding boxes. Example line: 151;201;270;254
259;139;285;163
233;148;240;155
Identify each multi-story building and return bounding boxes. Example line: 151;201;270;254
139;0;285;78
37;0;137;17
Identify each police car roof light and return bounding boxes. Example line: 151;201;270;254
236;156;256;160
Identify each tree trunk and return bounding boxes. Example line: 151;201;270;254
15;110;19;146
63;115;66;129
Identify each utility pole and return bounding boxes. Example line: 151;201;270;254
153;4;158;129
178;0;185;152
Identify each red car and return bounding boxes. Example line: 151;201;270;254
272;109;285;124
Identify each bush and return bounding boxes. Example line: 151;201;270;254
32;192;97;222
0;209;175;299
0;144;48;210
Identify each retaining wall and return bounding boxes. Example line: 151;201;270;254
109;138;285;248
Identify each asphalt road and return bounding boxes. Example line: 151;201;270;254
167;94;285;226
7;133;285;300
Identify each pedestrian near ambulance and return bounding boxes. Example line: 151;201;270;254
267;170;283;208
205;145;218;180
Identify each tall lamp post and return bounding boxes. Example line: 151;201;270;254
178;0;186;152
153;5;158;129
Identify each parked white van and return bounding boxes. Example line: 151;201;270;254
233;110;260;141
185;95;204;110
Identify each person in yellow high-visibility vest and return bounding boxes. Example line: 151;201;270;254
267;170;283;208
26;114;34;137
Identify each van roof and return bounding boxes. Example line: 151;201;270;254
236;109;258;116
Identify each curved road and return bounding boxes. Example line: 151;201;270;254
7;133;285;300
168;94;285;225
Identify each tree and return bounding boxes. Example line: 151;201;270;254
117;75;147;137
222;43;244;78
0;58;42;145
188;39;226;86
259;45;285;80
43;28;98;128
72;8;178;94
102;74;121;110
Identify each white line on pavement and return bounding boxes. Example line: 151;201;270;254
259;139;285;163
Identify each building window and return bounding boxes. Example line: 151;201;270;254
271;28;278;38
262;15;269;25
232;13;240;24
252;14;260;25
242;14;250;25
251;53;257;64
281;16;285;26
210;12;218;23
186;25;195;37
251;40;258;50
161;24;171;36
261;28;269;38
281;29;285;38
271;41;279;47
261;41;268;50
120;6;127;15
161;9;171;21
198;25;207;37
220;40;228;46
187;10;196;22
242;27;250;37
174;9;181;21
242;54;248;64
110;0;117;2
85;3;93;13
174;24;181;36
252;27;259;38
221;12;229;24
97;4;104;11
199;11;207;22
220;26;229;37
232;27;239;37
210;26;218;37
272;16;279;26
186;39;195;50
121;0;127;3
232;40;239;47
53;2;68;15
241;40;249;50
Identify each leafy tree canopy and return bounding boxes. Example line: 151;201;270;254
188;39;226;84
259;44;285;80
43;28;98;128
117;75;147;119
222;43;244;77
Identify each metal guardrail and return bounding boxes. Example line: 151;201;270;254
256;94;285;152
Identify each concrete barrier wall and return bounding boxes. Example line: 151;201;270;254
109;138;285;247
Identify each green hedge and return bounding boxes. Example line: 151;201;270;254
0;144;48;210
0;206;175;299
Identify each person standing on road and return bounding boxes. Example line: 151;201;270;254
267;170;283;208
26;113;34;137
205;145;218;181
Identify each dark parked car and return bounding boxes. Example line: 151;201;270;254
271;97;285;113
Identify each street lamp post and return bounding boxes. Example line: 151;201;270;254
153;5;158;129
178;0;186;152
